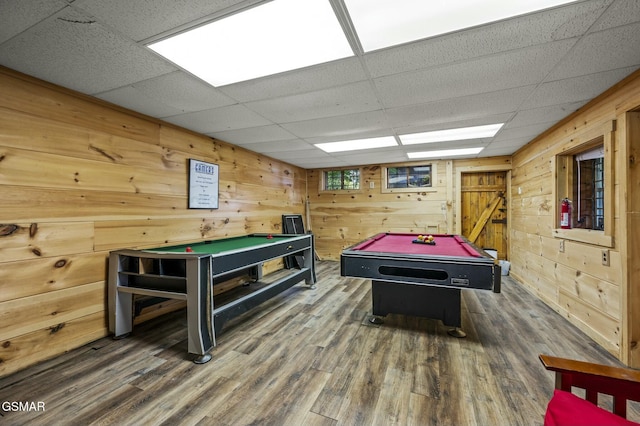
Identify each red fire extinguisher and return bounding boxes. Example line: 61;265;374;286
560;198;572;229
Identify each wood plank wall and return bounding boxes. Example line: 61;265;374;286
306;156;511;260
0;67;306;377
510;69;640;366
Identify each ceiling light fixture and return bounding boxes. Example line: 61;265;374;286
315;136;398;153
344;0;578;52
400;123;504;145
148;0;353;86
408;147;484;159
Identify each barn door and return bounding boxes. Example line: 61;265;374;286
461;171;508;259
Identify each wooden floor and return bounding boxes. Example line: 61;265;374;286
0;261;636;425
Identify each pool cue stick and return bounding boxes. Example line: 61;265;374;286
305;197;319;260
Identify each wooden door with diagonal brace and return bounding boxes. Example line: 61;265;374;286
461;171;508;259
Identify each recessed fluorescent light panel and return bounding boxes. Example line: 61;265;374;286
344;0;578;52
400;123;503;145
148;0;353;86
408;147;484;159
316;136;397;153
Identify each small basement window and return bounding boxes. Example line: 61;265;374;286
386;165;432;189
574;146;604;230
322;168;361;190
554;121;614;247
382;163;437;193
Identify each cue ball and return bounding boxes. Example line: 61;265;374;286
185;246;193;252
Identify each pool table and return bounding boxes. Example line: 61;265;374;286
341;232;500;336
108;233;316;363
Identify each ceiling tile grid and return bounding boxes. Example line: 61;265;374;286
0;0;639;167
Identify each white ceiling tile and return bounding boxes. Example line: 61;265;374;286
237;140;314;153
246;81;380;122
385;86;536;129
547;22;640;80
258;146;321;159
281;110;389;139
508;101;586;128
374;39;576;109
484;139;530;150
0;8;175;94
493;122;557;142
364;0;609;78
523;66;637;109
0;0;68;44
218;57;367;102
292;159;349;168
164;104;271;133
589;0;640;32
129;71;236;113
479;146;522;157
73;0;251;41
96;85;185;117
283;152;349;168
337;150;409;166
208;125;298;144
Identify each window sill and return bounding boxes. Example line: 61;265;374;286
318;188;363;194
381;187;438;194
553;228;613;248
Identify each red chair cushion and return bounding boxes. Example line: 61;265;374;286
545;389;639;426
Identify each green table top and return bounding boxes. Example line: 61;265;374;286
148;234;299;255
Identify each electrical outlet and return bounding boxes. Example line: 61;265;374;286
559;240;564;253
602;249;610;266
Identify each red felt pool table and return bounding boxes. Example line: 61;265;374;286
340;233;501;336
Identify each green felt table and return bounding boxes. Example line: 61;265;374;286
149;234;298;255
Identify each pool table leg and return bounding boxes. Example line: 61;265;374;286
303;244;317;289
185;257;215;363
369;316;384;325
447;328;467;338
108;252;133;338
370;280;466;337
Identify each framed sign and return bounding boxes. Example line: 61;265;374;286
188;159;219;209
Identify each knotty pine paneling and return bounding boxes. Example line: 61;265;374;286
0;71;160;145
0;312;106;378
0;221;94;263
511;68;640;365
0;282;105;342
0;252;107;302
0;66;306;377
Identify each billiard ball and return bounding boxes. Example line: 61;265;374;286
267;234;273;239
185;246;193;252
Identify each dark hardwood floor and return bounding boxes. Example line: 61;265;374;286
0;261;635;425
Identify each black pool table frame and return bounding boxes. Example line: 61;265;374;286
108;233;316;363
341;234;500;336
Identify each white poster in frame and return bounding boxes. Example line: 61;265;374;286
188;159;219;209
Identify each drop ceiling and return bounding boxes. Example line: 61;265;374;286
0;0;639;168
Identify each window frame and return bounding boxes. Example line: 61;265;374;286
320;167;363;192
553;121;615;247
574;150;604;230
382;162;438;193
